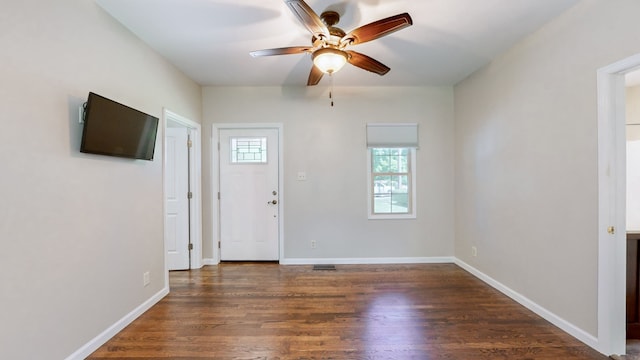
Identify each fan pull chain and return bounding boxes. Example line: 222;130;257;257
329;73;334;107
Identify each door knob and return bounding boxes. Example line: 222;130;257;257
268;200;278;205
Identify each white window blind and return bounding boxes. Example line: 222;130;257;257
366;123;419;148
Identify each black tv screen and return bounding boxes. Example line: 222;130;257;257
80;92;159;161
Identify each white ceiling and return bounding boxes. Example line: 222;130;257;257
96;0;581;87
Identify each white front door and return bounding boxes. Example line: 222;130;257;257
165;127;190;270
219;128;279;261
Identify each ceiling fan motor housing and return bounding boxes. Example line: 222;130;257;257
320;11;340;27
311;11;346;48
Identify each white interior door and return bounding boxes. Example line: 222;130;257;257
219;128;279;261
165;127;190;270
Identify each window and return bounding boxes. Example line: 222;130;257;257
230;137;267;164
368;148;416;218
366;123;418;219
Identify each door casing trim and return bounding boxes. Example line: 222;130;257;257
596;53;640;355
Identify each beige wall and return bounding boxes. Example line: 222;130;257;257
454;0;640;336
0;1;201;359
202;86;455;261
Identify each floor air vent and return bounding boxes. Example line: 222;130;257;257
312;264;336;271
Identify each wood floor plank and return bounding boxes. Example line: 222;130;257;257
88;263;607;359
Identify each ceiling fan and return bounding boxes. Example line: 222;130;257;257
250;0;413;86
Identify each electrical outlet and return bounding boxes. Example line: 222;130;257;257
143;271;150;287
297;172;307;181
311;240;317;249
471;246;477;257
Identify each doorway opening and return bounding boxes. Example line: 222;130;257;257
163;109;202;272
624;69;640;357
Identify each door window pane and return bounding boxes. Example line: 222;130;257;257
231;137;267;164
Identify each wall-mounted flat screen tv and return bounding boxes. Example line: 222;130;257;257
80;92;159;161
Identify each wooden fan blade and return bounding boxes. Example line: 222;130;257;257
250;46;311;57
307;65;324;86
341;13;413;46
346;51;390;76
284;0;329;38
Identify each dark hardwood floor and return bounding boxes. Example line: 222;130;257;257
88;263;607;359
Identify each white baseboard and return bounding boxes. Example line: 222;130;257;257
64;286;170;360
453;258;600;351
280;256;455;265
202;258;218;266
205;257;454;266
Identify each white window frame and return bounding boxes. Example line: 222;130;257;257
367;147;417;220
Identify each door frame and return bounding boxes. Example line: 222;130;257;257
211;123;284;264
163;109;203;274
597;53;640;355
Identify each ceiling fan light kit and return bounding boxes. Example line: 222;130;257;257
249;0;412;86
312;48;348;74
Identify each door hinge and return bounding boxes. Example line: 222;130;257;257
187;191;193;199
218;142;220;151
607;226;615;235
218;241;221;249
187;139;193;148
188;243;193;251
218;192;220;200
